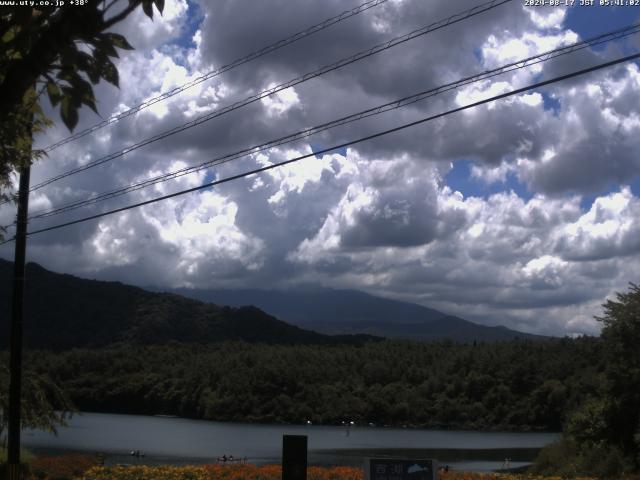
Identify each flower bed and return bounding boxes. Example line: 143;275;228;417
74;464;362;480
28;453;102;480
20;458;614;480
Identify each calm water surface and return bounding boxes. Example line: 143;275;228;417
22;412;559;471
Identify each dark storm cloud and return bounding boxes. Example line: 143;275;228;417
194;0;534;159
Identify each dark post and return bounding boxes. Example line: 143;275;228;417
7;164;31;480
282;435;307;480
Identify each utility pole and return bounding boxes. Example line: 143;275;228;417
7;157;31;479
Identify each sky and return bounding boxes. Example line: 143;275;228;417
2;0;640;336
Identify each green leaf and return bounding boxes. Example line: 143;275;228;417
85;61;101;84
94;35;119;58
100;59;119;88
74;51;101;83
154;0;165;14
60;95;79;131
104;33;134;51
46;82;62;107
92;48;110;70
66;76;98;114
83;97;99;115
68;74;93;96
59;46;79;69
142;0;154;19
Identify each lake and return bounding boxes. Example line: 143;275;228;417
22;412;560;471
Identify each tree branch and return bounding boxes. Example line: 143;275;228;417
102;1;140;30
103;0;122;14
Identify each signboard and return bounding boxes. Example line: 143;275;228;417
282;435;307;480
365;458;436;480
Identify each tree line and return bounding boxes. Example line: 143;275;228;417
2;282;639;477
12;337;603;432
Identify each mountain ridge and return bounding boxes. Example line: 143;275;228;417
0;259;545;347
0;259;376;349
166;286;547;342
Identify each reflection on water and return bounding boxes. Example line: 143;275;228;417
312;448;539;472
23;412;559;472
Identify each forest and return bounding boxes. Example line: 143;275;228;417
12;337;602;432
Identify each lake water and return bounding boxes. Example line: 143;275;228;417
22;412;559;472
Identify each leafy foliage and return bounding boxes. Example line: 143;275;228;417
0;0;164;209
531;437;630;479
532;283;640;477
597;283;640;467
0;87;50;206
0;1;164;129
22;337;602;432
0;360;75;447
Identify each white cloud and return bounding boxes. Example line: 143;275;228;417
516;63;640;194
113;0;190;51
480;29;577;69
526;7;566;30
555;188;640;261
2;0;639;338
261;86;301;117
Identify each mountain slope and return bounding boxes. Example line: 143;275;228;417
170;287;545;342
0;260;374;349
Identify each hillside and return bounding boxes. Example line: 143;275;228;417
169;287;546;342
0;260;374;349
23;337;602;429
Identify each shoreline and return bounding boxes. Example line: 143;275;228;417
21;446;535;473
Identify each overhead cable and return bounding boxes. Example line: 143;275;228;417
25;23;640;221
7;51;636;241
27;0;512;193
43;0;391;152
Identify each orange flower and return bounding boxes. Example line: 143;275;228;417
28;453;100;480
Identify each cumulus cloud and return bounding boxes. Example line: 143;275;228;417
516;63;640;195
554;188;640;261
1;0;639;336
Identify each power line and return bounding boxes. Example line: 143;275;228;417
24;23;640;222
26;0;512;193
5;50;635;242
42;0;391;152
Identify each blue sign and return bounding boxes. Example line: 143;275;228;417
365;458;436;480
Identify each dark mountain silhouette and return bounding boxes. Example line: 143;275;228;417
169;287;547;342
0;260;376;350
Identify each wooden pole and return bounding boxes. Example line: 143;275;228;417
7;163;31;480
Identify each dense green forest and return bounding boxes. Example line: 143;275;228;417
13;337;603;432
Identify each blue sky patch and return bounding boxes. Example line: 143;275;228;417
565;4;640;41
171;0;204;51
578;175;640;210
445;159;532;200
473;47;483;64
203;170;217;185
632;175;640;197
541;91;561;115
